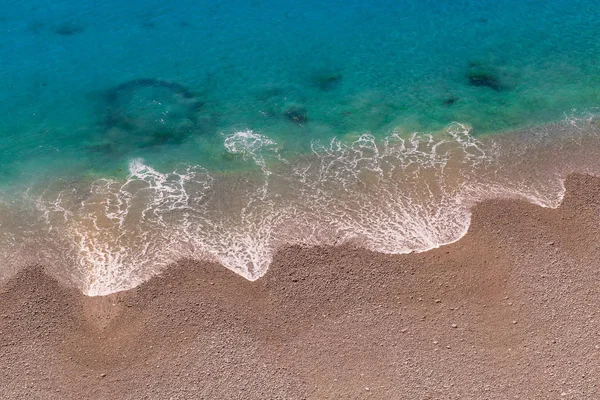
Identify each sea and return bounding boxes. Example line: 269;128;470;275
2;0;600;295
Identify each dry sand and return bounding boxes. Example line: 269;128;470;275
2;173;600;399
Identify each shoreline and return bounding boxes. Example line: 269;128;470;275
12;114;600;296
2;173;600;398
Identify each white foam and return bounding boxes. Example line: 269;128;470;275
16;115;600;295
223;129;281;174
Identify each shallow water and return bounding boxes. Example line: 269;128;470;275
2;1;600;294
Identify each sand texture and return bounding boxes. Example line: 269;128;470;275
2;174;600;399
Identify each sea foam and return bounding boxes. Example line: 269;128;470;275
7;114;600;295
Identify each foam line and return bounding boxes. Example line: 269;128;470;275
2;113;598;295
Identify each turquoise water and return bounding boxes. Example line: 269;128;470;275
2;0;600;294
2;0;600;180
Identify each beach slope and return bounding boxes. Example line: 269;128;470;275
1;174;600;399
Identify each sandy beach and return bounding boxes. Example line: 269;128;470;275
1;173;600;399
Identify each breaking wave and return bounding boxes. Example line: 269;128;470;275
3;113;600;295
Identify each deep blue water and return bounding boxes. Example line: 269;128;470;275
2;0;600;294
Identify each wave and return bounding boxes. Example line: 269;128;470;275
2;112;600;295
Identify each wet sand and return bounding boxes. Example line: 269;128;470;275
1;173;600;399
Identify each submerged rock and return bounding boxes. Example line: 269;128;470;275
468;71;501;90
312;71;343;91
284;106;308;124
101;78;205;151
442;96;458;106
466;62;505;91
54;21;85;36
